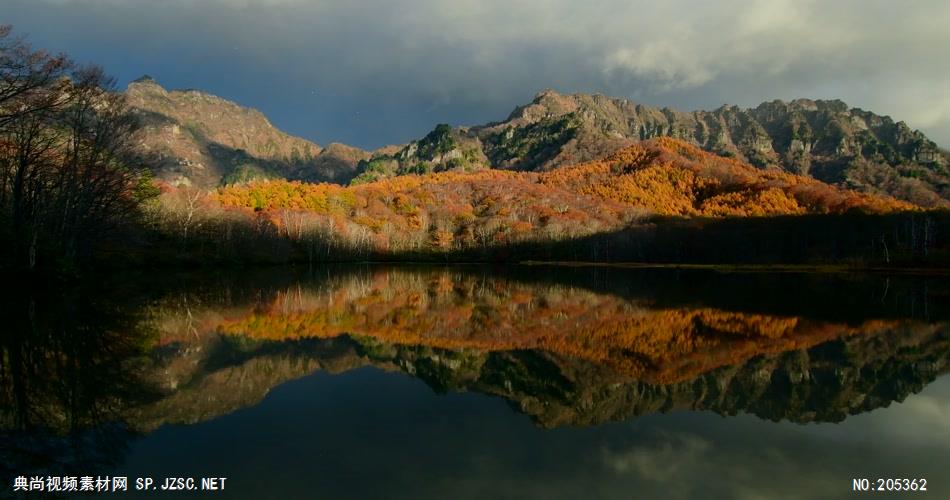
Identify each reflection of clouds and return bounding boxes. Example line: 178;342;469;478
603;432;711;482
857;377;950;446
903;393;950;429
596;422;860;500
599;429;832;500
595;378;950;499
120;359;949;500
791;376;950;448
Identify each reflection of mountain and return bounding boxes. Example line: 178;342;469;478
464;326;949;426
131;268;950;429
130;321;948;430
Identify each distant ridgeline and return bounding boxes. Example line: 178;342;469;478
129;79;949;208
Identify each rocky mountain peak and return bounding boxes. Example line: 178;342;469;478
472;91;950;206
127;75;167;96
125;77;370;187
131;74;158;85
533;88;562;100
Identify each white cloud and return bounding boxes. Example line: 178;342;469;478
605;39;717;91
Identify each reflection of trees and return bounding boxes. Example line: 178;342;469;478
0;285;156;481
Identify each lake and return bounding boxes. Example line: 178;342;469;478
2;265;948;499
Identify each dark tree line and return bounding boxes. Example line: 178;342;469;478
0;26;155;273
484;211;950;267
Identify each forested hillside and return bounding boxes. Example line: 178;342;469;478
539;138;914;216
128;137;948;267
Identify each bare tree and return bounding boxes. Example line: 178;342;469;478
1;26;154;271
0;25;71;131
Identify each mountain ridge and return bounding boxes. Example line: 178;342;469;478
127;78;949;207
376;89;949;206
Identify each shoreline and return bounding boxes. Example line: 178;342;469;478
515;261;950;275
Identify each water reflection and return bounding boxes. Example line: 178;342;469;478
0;286;156;481
1;266;948;496
136;267;948;427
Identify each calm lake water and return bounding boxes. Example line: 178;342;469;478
2;265;948;499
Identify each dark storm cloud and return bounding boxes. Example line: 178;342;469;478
5;0;950;149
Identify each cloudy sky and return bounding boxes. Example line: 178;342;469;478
5;0;950;149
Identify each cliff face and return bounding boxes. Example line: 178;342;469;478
125;77;369;187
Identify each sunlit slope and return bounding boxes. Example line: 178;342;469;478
213;170;637;249
540;138;915;216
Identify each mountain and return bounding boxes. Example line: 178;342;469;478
125;76;369;187
126;78;950;206
367;90;950;207
192;137;927;266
